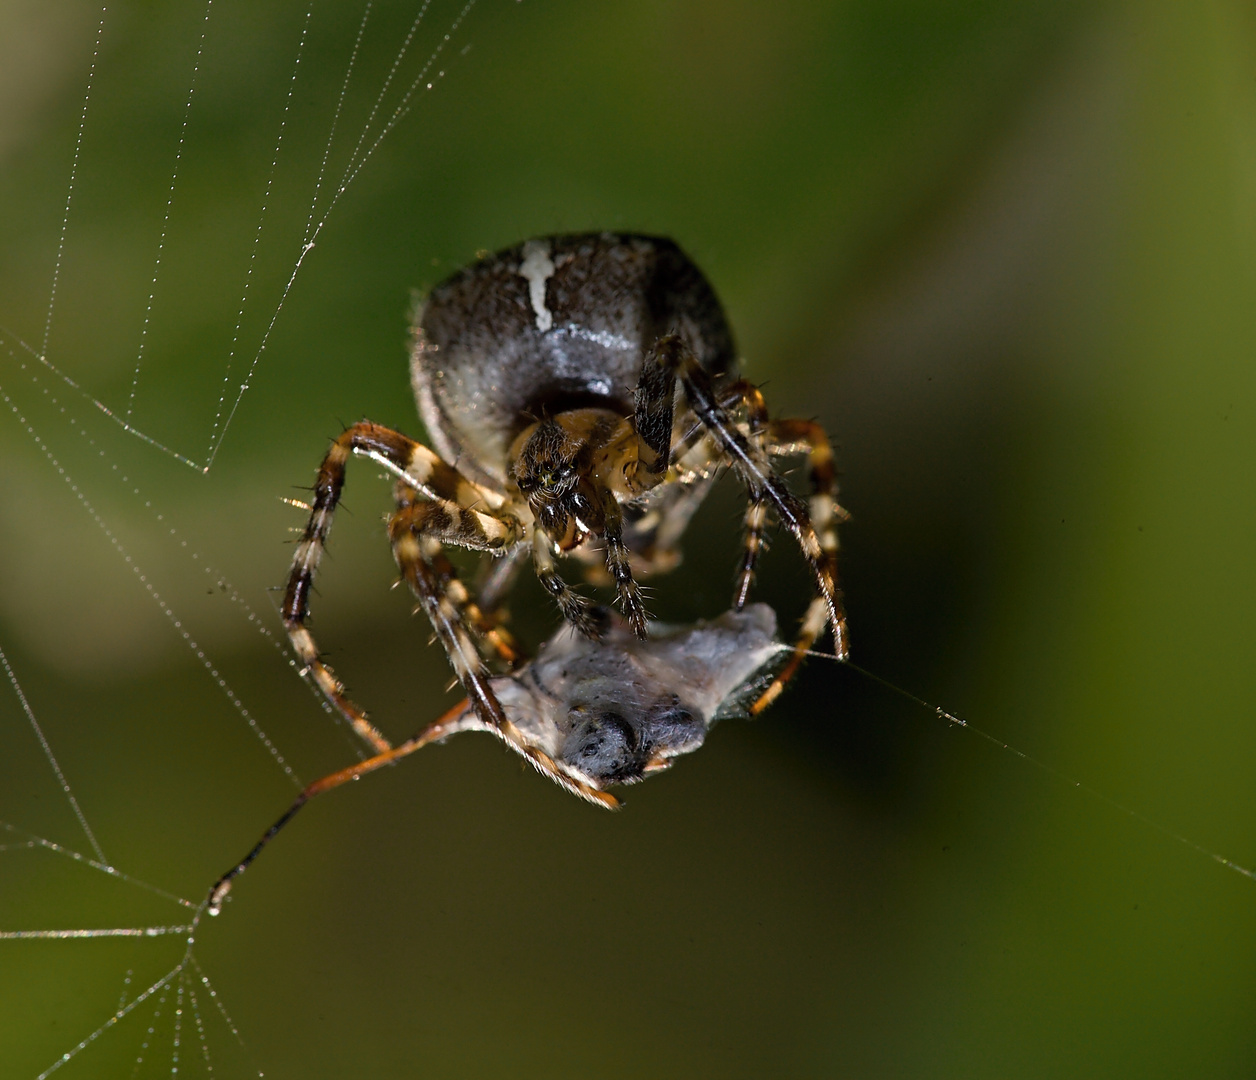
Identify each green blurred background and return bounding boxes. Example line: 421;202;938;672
2;0;1255;1076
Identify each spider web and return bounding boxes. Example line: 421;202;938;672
2;3;1255;1077
0;2;493;1074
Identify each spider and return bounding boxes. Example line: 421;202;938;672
283;233;847;800
210;603;789;913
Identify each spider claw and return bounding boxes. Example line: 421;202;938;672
566;601;610;640
614;586;650;638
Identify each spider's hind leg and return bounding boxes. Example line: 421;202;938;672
663;350;849;660
746;416;850;709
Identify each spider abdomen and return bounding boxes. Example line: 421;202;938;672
410;233;736;489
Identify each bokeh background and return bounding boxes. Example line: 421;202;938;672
2;0;1255;1076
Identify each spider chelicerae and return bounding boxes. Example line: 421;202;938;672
283;232;847;805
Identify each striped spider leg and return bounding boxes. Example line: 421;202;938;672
659;356;849;709
282;424;509;733
750;416;847;711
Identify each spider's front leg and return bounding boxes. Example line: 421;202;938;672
283;421;512;752
598;489;649;637
531;524;611;640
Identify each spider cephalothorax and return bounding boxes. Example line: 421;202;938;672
281;233;847;797
508;405;664;634
510;412;617;544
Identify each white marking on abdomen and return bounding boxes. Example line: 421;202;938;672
519;238;556;333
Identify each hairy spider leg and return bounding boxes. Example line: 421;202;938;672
667;376;770;481
768;416;848;599
629;379;761;576
655;380;848;705
399;483;529;668
390;483;525;667
546;333;679;637
662;348;850;660
599;489;649;636
632;334;681;477
573;331;684;634
653;378;799;597
668;376;803;632
422;539;524;667
283;421;520;752
531;523;609;639
658;375;774;607
716;380;773;610
391;522;618;808
748;418;849;712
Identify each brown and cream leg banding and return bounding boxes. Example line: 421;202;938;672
423;541;523;668
719;380;773;610
768;417;848;660
282;421;505;753
663;348;848;658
